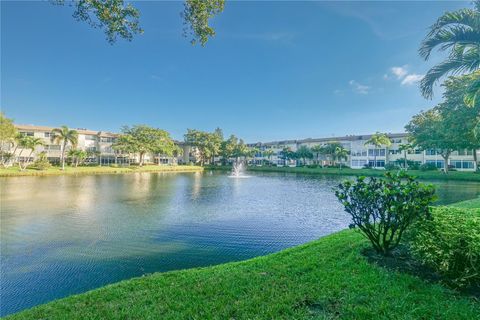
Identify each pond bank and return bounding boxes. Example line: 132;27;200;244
208;165;480;182
0;165;203;177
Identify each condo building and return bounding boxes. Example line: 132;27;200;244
6;124;478;171
247;133;477;171
9;124;181;165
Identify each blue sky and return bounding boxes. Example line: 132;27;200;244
1;1;468;142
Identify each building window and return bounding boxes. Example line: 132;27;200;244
425;149;438;156
426;160;444;168
100;137;115;143
368;149;385;157
19;131;34;137
44;132;51;138
452;160;474;169
45;145;61;151
86;147;97;152
368;160;385;167
352;160;367;167
85;135;97;141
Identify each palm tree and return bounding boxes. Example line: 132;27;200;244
50;126;78;170
20;137;44;171
398;143;414;170
15;135;30;169
364;132;392;169
262;149;275;165
310;145;324;166
334;146;350;170
419;0;480;98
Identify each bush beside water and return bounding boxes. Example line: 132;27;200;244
410;206;480;289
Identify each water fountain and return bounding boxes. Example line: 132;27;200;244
228;161;250;178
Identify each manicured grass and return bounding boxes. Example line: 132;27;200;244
450;196;480;209
209;165;480;182
6;229;479;319
0;165;203;177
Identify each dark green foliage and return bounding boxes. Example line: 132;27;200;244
53;0;143;44
410;206;480;289
384;163;399;171
420;163;438;171
182;0;225;46
335;172;436;256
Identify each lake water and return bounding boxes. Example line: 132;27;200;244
1;171;479;316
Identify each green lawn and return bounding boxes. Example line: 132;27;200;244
210;165;480;182
0;165;203;177
6;229;479;319
450;196;480;209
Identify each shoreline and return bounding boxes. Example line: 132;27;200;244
207;165;480;182
0;165;204;177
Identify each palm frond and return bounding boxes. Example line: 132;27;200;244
421;47;480;98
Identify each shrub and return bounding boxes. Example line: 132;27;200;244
409;206;480;288
335;172;436;256
31;152;51;171
420;163;438;171
384;163;399;171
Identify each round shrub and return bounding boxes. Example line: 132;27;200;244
335;172;436;256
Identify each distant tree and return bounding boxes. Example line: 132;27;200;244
232;139;249;162
184;128;223;165
18;137;44;171
334;146;350;170
113;125;175;166
0;112;17;165
238;146;259;165
50;126;79;170
419;0;480;98
262;149;275;165
364;132;391;168
52;0;224;46
67;149;88;167
322;142;342;166
398;143;415;169
310;145;324;165
406;108;458;173
296;145;313;166
439;73;480;168
464;71;480;107
220;135;239;164
279;147;296;165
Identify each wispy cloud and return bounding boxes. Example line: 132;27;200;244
387;65;424;86
349;80;370;95
390;66;408;79
401;74;424;85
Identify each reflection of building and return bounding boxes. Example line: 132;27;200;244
247;133;478;171
10;124;182;165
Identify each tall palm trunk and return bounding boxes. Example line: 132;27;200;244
473;149;478;171
17;148;25;170
404;151;408;170
61;141;67;170
21;149;35;171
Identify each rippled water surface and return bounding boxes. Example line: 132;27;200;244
1;171;479;315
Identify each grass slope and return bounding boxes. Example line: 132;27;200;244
6;230;479;319
209;165;480;182
450;196;480;209
0;165;203;177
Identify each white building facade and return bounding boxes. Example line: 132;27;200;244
248;133;478;171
